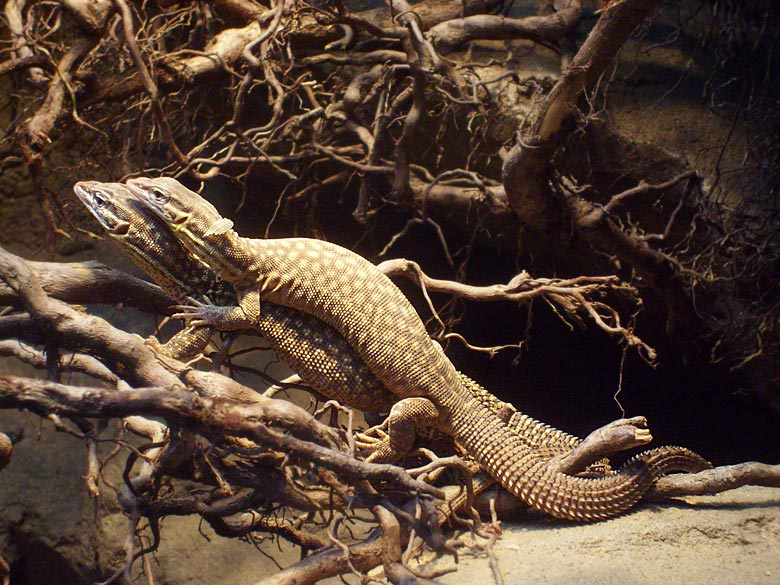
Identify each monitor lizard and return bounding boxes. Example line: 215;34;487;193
73;180;596;458
121;176;709;521
73;180;681;491
73;179;676;479
76;180;676;519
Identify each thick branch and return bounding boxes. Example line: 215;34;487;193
428;1;582;54
0;260;175;314
24;35;99;154
503;0;662;228
85;15;337;105
0;54;50;77
60;0;114;34
0;246;184;388
255;535;385;585
645;462;780;500
0;433;11;472
4;0;47;85
362;0;505;32
0;339;118;383
499;0;699;334
0;376;441;497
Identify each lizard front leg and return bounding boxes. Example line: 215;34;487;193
173;289;261;330
145;325;215;360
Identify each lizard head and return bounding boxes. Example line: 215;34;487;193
73;181;133;237
126;177;242;281
74;179;231;302
124;177;203;227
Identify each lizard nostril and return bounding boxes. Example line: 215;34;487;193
114;222;130;236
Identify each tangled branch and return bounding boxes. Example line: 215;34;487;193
1;1;779;580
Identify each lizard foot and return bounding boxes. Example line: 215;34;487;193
173;299;243;329
143;335;170;356
172;299;225;327
173;300;255;331
355;423;409;463
355;425;389;447
355;397;441;463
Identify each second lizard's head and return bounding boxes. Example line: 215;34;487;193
126;177;243;282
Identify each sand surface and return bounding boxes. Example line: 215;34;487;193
432;486;780;585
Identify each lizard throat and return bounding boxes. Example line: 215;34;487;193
179;226;242;283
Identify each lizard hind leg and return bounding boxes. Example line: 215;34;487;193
356;397;442;463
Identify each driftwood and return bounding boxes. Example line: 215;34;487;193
1;0;779;583
1;243;778;584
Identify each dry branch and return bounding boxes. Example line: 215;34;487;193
499;0;703;335
4;0;48;86
378;257;652;356
0;433;11;473
0;376;438;496
646;462;780;500
428;0;582;54
0;339;118;384
0;260;175;314
503;0;662;227
0;245;185;388
24;36;100;154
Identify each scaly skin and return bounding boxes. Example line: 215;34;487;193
73;180;586;454
74;181;398;411
123;176;710;521
73;181;233;359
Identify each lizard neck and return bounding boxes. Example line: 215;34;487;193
204;235;282;289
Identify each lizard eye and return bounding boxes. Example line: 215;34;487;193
150;186;170;204
93;192;107;208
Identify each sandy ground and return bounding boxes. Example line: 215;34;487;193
435;486;780;585
137;485;779;584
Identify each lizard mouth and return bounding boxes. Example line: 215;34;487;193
73;182;132;236
73;182;92;203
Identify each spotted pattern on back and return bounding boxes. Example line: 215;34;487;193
130;178;713;521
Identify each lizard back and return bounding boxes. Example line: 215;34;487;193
198;234;708;520
127;177;711;521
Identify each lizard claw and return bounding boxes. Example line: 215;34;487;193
355;429;389;448
355;424;396;461
172;301;229;327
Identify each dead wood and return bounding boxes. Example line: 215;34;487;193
0;260;175;314
429;0;582;54
503;0;663;222
499;0;704;336
1;1;779;582
646;462;780;500
0;432;11;472
0;242;454;582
